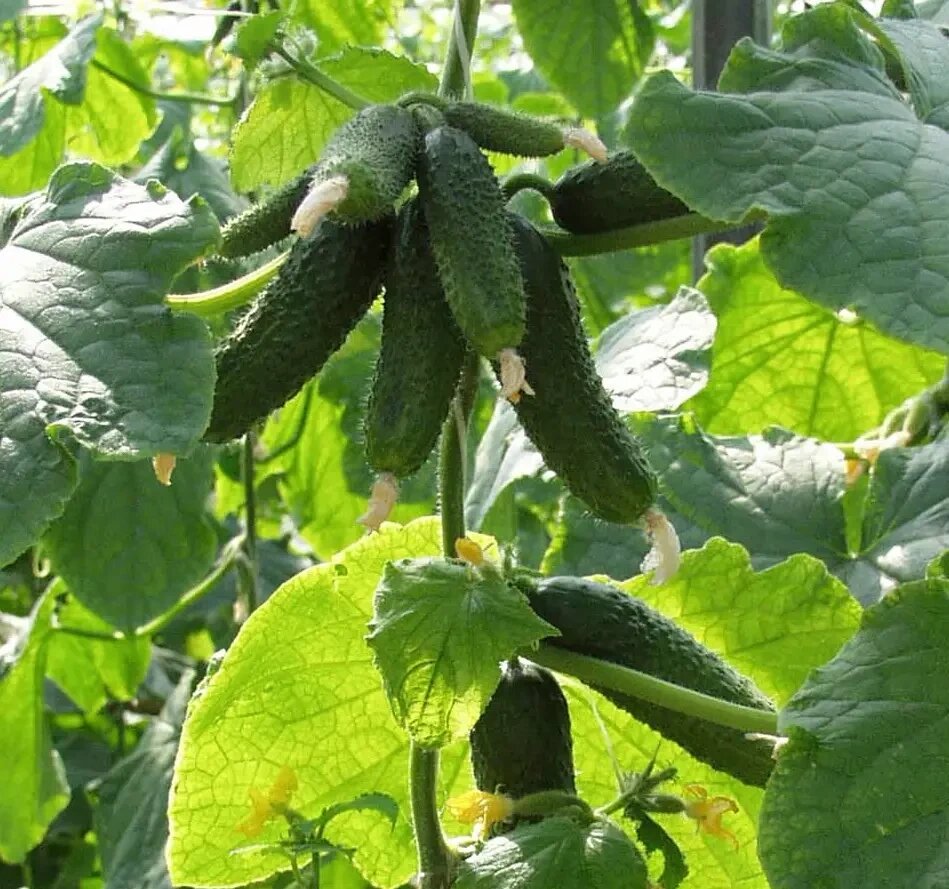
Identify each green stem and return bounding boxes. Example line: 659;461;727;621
540;213;740;257
92;59;237;106
166;250;288;318
438;0;482;99
526;644;780;735
409;745;452;889
438;351;479;553
271;46;371;111
238;431;260;618
502;172;555;202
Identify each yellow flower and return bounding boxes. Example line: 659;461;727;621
683;784;739;850
445;790;514;840
236;766;298;837
455;537;486;566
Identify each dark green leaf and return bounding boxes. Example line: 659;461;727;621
629;71;949;353
43;451;217;632
634;814;687;889
0;162;218;567
512;0;654;117
878;17;949;127
759;574;949;889
90;669;197;889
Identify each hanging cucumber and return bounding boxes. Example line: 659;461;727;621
470;658;576;801
416;123;530;401
505;212;677;578
359;199;467;530
217;165;316;259
204;216;391;442
550;150;690;234
521;575;776;788
291;104;420;235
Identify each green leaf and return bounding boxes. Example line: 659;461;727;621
917;0;949;24
877;17;949;127
90;669;196;889
511;0;654;117
634;814;687;889
367;557;557;747
619;538;861;706
629;71;949;353
0;589;69;862
759;574;949;889
46;589;151;712
0;162;218;568
565;682;768;888
286;0;394;51
43;451;217;632
0;15;100;157
0;97;67;195
453;816;648;889
230;48;436;191
688;238;944;441
167;518;475;889
233;11;284;65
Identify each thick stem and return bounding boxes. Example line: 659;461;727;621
525;644;779;735
438;0;482;99
409;745;452;889
540;213;741;257
272;46;371;110
237;431;260;618
92;60;236;106
166;250;288;318
502;172;555;202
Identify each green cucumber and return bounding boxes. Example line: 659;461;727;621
218;166;315;258
470;658;576;800
506;213;657;525
306;104;419;224
416;125;526;360
204;217;391;442
442;101;566;158
522;575;776;787
364;199;466;479
550;150;690;234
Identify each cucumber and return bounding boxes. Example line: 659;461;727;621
364;199;466;480
470;658;576;800
522;576;776;787
416;125;526;361
301;104;419;227
204;216;391;442
218;166;315;259
506;213;657;525
550;150;690;235
442;102;566;158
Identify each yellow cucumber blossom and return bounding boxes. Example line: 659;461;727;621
445;790;514;840
235;765;298;837
682;784;739;850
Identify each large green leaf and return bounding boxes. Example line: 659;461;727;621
43;451;217;632
90;670;195;889
46;588;151;712
167;518;474;888
511;0;654;117
689;239;944;441
878;17;949;127
0;590;69;862
0;15;99;157
759;574;949;889
287;0;394;51
619;539;861;706
0;162;218;568
367;557;555;747
453;817;648;889
230;48;436;191
629;71;949;353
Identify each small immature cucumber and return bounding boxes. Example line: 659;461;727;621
308;104;419;224
416;125;526;359
506;213;657;525
442;101;566;158
523;576;776;787
204;217;391;442
550;150;690;234
218;166;315;258
364;199;466;479
470;658;576;799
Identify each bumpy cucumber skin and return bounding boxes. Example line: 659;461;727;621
550;150;690;234
218;165;316;258
364;200;466;478
470;658;576;799
524;576;776;787
315;104;419;223
442;102;564;158
507;214;657;525
417;125;526;358
204;217;391;442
